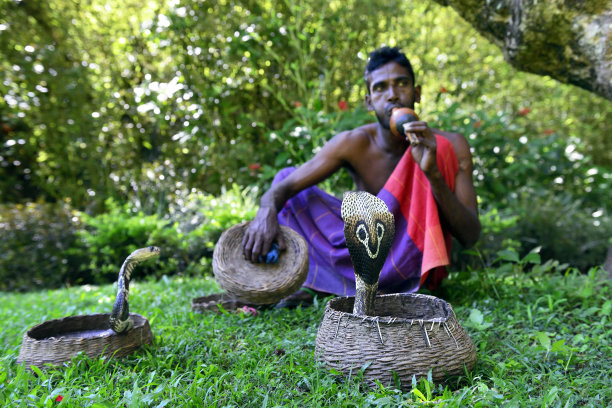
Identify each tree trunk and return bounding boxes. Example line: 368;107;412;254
432;0;612;101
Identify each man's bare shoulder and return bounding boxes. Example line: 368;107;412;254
333;123;376;143
328;123;377;154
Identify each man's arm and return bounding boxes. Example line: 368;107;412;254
404;122;481;248
427;134;481;248
242;131;358;262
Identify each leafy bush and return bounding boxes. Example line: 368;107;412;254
71;199;183;283
0;185;258;291
73;186;258;285
0;201;83;291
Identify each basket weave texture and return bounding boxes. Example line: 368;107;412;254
17;313;153;368
191;293;251;313
315;293;476;389
213;221;309;304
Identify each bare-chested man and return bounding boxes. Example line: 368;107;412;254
242;46;481;307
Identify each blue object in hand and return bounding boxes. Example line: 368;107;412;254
259;242;279;264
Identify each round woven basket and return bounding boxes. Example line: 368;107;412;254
212;221;309;304
315;293;476;389
191;293;251;313
17;313;153;369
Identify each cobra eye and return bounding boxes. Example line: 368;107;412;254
355;223;368;242
376;221;385;239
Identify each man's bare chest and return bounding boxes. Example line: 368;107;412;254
347;152;404;194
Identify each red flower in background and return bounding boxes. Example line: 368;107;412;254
293;101;302;107
439;86;447;94
55;395;64;403
543;129;555;135
248;163;261;176
518;107;531;116
473;120;483;129
338;100;348;111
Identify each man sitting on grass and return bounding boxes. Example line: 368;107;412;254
242;46;481;307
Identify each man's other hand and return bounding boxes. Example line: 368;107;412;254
242;207;287;262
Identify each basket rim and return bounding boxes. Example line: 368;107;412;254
324;293;453;324
24;313;149;341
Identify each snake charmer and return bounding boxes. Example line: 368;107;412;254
242;46;481;308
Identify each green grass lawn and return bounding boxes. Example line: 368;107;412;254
1;254;610;407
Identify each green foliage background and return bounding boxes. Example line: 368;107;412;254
0;0;610;289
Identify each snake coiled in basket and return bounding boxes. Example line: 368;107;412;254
341;191;395;316
109;246;160;333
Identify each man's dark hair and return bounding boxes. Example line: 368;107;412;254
364;46;415;92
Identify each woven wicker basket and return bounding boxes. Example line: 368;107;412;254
17;313;153;369
191;293;251;313
315;293;476;389
212;221;309;304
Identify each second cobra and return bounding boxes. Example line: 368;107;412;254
109;246;161;333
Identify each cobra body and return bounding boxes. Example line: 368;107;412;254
341;191;395;316
109;246;160;333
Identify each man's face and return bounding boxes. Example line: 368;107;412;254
365;62;421;130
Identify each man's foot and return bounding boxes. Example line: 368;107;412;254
274;288;329;309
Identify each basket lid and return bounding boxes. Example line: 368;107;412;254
212;221;309;304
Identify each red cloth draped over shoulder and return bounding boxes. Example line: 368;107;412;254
379;134;459;290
